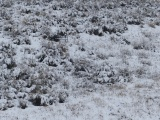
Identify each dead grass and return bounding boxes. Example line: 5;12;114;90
135;83;153;89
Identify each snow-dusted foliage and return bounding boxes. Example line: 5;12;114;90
0;1;160;119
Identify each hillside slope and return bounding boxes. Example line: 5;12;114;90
0;0;160;119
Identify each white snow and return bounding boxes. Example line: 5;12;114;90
1;0;160;120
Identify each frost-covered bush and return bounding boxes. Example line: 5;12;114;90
135;67;147;78
117;67;133;82
0;38;71;109
73;59;124;84
19;100;27;109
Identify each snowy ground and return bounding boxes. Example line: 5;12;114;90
1;0;160;120
1;82;160;120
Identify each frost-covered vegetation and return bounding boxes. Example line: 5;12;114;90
0;0;160;119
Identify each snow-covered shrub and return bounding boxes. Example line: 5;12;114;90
140;59;152;66
3;23;12;30
42;0;53;3
135;67;147;78
132;38;155;51
58;91;68;103
73;59;90;77
154;19;160;26
41;26;51;39
117;67;133;82
0;99;8;111
19;100;27;109
0;0;13;8
76;79;96;92
119;48;132;63
73;59;120;84
96;52;108;60
137;51;149;59
10;27;21;38
0;43;17;70
29;95;43;106
22;17;31;25
107;2;115;9
29;91;67;106
90;16;99;23
102;26;116;34
41;26;67;42
88;28;103;36
5;58;17;69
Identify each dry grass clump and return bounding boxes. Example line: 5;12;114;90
148;22;156;28
132;38;155;51
135;67;147;78
137;51;149;59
